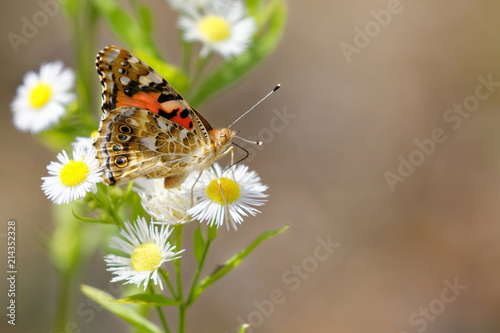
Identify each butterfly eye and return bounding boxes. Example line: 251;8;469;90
119;125;133;134
114;156;128;168
112;144;121;152
118;134;127;141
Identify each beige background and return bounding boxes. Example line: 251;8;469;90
2;0;500;332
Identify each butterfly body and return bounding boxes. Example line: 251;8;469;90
93;46;235;188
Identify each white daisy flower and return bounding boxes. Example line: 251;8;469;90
188;163;268;230
104;217;184;291
41;148;102;205
133;176;196;225
71;131;99;154
178;0;257;59
11;61;76;133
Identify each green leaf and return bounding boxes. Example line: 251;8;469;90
91;0;159;57
139;3;153;34
239;323;251;333
133;50;189;94
207;224;217;241
60;0;80;17
245;0;265;18
190;225;289;303
112;293;179;306
125;183;148;221
71;210;102;224
80;285;163;333
189;0;287;106
193;226;206;264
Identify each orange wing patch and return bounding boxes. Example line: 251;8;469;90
116;91;194;130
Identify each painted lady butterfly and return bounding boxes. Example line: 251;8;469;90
93;45;236;188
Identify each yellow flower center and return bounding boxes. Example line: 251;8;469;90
206;178;241;204
198;15;231;42
130;243;163;272
59;160;89;186
29;82;52;108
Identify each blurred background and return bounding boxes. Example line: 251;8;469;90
2;0;500;332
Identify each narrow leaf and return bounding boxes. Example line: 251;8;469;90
71;210;102;224
207;224;217;241
112;293;179;306
191;225;289;303
193;226;206;264
245;0;264;17
80;285;162;333
139;3;153;34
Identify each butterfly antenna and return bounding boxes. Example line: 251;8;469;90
227;84;281;129
235;135;263;146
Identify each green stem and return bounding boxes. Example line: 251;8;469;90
62;0;99;134
159;269;178;300
193;53;212;82
53;273;73;332
108;207;123;226
181;40;192;76
173;225;185;333
87;191;122;226
178;303;186;333
186;237;212;306
149;284;171;333
186;53;212;99
52;2;99;331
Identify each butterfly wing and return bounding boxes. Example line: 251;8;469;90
94;107;204;186
95;45;212;140
94;45;214;186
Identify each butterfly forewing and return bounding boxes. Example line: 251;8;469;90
95;45;211;137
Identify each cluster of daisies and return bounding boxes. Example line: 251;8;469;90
40;149;268;290
10;0;264;291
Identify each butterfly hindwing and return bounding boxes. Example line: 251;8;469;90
94;107;201;186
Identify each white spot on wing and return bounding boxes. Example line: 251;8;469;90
127;118;139;126
138;75;151;86
147;72;163;84
140;137;157;151
128;57;139;63
157;121;170;131
120;76;131;85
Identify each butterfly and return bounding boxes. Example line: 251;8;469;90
93;45;236;188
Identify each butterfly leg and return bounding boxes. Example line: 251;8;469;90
220;146;236;178
190;170;204;208
229;147;236;179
